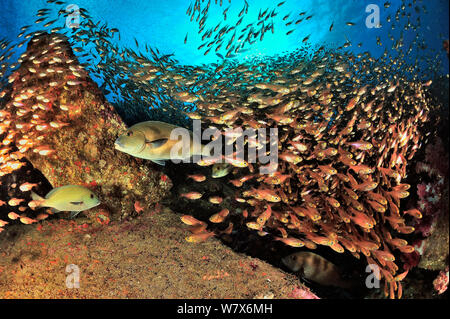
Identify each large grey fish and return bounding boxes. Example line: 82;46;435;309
115;121;209;165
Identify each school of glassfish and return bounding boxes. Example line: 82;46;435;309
0;0;447;299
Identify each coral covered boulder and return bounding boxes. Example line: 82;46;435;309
1;33;172;221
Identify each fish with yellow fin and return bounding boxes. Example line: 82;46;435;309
31;185;100;218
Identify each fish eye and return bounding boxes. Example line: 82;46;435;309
127;131;133;136
90;194;94;199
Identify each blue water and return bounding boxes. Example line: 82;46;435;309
1;0;448;72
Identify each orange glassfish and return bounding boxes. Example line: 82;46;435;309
209;208;229;223
181;191;203;200
0;219;8;227
8;212;20;220
317;164;337;175
325;196;340;208
209;213;225;223
251;187;281;203
349;164;374;175
366;200;386;213
219;222;233;235
185;231;215;243
209;196;223;204
180;215;205;226
36;213;49;221
348;140;373;150
350;211;375;229
187;174;206;182
20;216;37;224
246;221;263;230
305;233;333;246
366;192;387;205
355;180;378;192
187;223;208;234
256;204;272;225
403;208;422;219
33;145;55;156
28;200;43;209
134;201;144;214
275;236;305;247
19;182;38;192
8;198;24;206
224;155;248;168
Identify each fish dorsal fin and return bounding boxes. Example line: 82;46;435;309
146;138;168;149
45;188;59;199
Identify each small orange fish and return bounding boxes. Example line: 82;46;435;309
274;236;305;247
373;250;395;262
8;212;20;220
246;221;262;230
403;209;422;219
0;200;6;206
396;225;415;234
28;200;43;209
0;219;8;227
219;222;233;235
185;231;215;243
350;211;375;229
187;223;208;234
181;191;202;200
49;120;70;129
187;174;206;182
394;270;409;282
33;145;55;156
325;197;340;208
388;190;410;200
8;198;24;206
36;213;49;221
356;181;378;192
209;213;225;223
366;199;386;213
208;196;223;204
256;204;272;225
180;215;204;226
20;216;37;224
348;140;372;150
134;201;144;213
398;245;415;254
388;238;408;248
330;242;345;253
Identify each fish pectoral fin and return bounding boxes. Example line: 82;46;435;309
146;138;168;149
70;201;84;205
69;211;82;219
151;159;166;166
